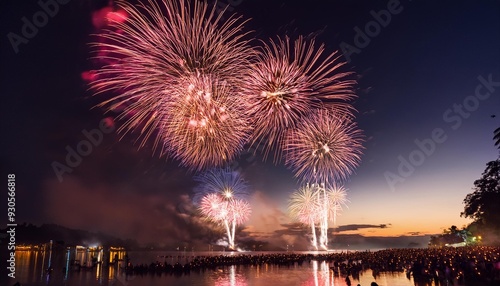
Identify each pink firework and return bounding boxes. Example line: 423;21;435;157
199;193;228;222
89;0;254;159
327;185;349;216
288;184;321;225
161;75;250;170
242;35;356;161
228;199;252;225
288;184;322;249
197;178;252;249
195;168;251;224
285;109;363;184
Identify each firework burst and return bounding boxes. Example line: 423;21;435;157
289;183;350;249
89;0;254;159
327;185;349;225
193;167;249;203
162;75;250;170
288;184;322;249
195;168;252;249
198;193;251;249
289;184;321;224
199;193;228;222
242;35;356;161
285;109;363;184
228;199;252;225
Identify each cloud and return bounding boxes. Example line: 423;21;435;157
239;221;428;251
245;191;290;233
41;176;303;250
236;191;309;250
333;224;391;232
40;175;433;251
42;176;221;247
39;168;424;251
328;234;430;250
407;231;422;236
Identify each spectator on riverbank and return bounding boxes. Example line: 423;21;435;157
119;246;499;285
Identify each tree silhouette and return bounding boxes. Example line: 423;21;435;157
428;225;473;247
461;159;500;245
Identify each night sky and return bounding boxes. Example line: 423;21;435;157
1;0;499;250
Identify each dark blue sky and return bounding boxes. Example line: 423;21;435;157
1;0;499;246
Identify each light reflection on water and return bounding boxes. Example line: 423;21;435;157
9;250;431;286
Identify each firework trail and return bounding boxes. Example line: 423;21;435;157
289;184;349;250
196;168;251;249
285;109;363;184
316;184;350;249
199;193;233;246
199;194;251;249
227;198;252;245
288;184;322;249
242;35;356;161
161;74;250;170
89;0;254;169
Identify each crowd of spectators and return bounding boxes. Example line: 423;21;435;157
121;246;500;285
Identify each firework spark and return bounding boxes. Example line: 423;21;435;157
162;75;250;170
228;199;252;225
285;109;363;184
289;184;321;249
242;36;356;161
196;168;252;249
198;194;251;249
289;183;350;250
289;184;321;225
89;0;254;163
199;193;228;222
327;185;349;226
193;167;249;204
316;184;350;249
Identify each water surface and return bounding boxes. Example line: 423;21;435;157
8;249;452;286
